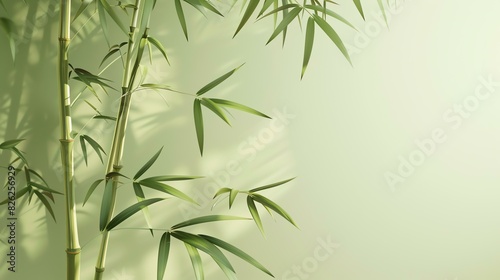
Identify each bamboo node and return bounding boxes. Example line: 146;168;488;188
66;248;81;255
59;139;74;143
95;267;105;273
58;37;70;42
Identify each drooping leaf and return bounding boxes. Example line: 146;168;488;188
247;196;265;235
0;186;30;205
210;98;271;119
139;179;198;204
83;179;104;206
213;187;231;199
157;232;171;280
141;83;172;91
148;36;170;64
133;147;163;180
193;99;204;155
171;215;250;230
0;139;25;149
199;0;223;16
98;0;128;33
99;42;127;68
234;0;259;36
133;182;154;235
99;180;114;231
312;14;352;65
251;193;298;228
266;7;301;45
93;115;117;121
29;182;63;195
249;177;295;192
142;175;202;182
229;189;239;209
377;0;388;27
73;0;93;22
27;169;50;188
106;198;165;230
34;190;56;222
171;231;235;273
302;17;315;79
258;3;298;19
184;243;204;280
201;98;231;126
0;17;16;59
196;64;244;96
175;0;189;40
353;0;365;19
81;135;106;164
80;135;88;166
258;0;277;17
200;234;274;277
12;147;27;165
128;36;148;89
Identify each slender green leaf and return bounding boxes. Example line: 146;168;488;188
171;231;235;272
259;3;298;19
377;0;388;27
249;177;295;192
142;175;202;182
99;180;114;231
252;193;298;228
30;182;63;195
247;196;265;235
93;115;117;121
0;17;15;59
196;64;244;96
98;0;127;33
185;243;204;280
213;187;231;199
99;42;127;68
128;37;148;89
139;179;197;204
199;0;223;16
172;215;250;230
200;234;274;277
266;7;301;45
80;135;88;166
83;179;104;206
34;190;56;221
175;0;189;40
0;186;30;205
201;98;231;125
141;83;171;90
73;0;92;22
234;0;259;36
97;0;111;43
157;232;171;280
210;98;270;119
148;36;170;64
0;139;24;149
258;0;277;17
193;99;204;155
106;198;164;230
12;147;27;165
229;189;239;209
304;5;357;30
312;14;352;65
302;17;315;78
27;169;50;188
81;135;106;163
134;147;163;180
133;182;154;235
353;0;365;19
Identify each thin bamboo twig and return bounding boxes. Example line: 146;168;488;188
58;1;81;280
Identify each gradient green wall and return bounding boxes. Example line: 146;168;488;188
1;0;500;279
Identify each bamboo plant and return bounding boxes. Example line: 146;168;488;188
0;0;389;279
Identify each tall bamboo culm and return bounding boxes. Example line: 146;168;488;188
94;0;143;278
58;0;81;280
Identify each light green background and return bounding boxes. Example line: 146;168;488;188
1;0;500;279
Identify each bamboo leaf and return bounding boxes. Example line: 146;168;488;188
302;17;315;79
80;135;88;166
229;189;239;209
142;175;202;182
99;180;114;231
106;198;165;230
171;215;250;230
234;0;259;36
353;0;365;19
377;0;388;27
148;36;170;65
196;64;244;96
73;0;92;22
0;186;30;205
200;234;274;277
0;17;16;59
251;193;298;228
99;42;127;68
175;0;189;40
201;98;231;126
199;0;223;16
133;147;163;180
304;5;357;30
133;182;154;235
312;14;352;65
249;177;295;192
0;139;24;149
171;231;235;273
34;190;56;221
29;182;63;195
12;147;27;165
266;7;301;45
258;0;277;17
247;196;265;235
128;37;148;89
139;179;198;204
213;187;231;199
141;83;171;90
259;3;298;20
210;98;271;119
93;115;117;121
157;232;171;280
193;99;204;155
83;179;104;206
81;135;106;164
27;169;50;188
98;0;127;33
184;243;204;280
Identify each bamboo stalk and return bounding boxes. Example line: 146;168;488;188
58;1;81;280
94;1;143;279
